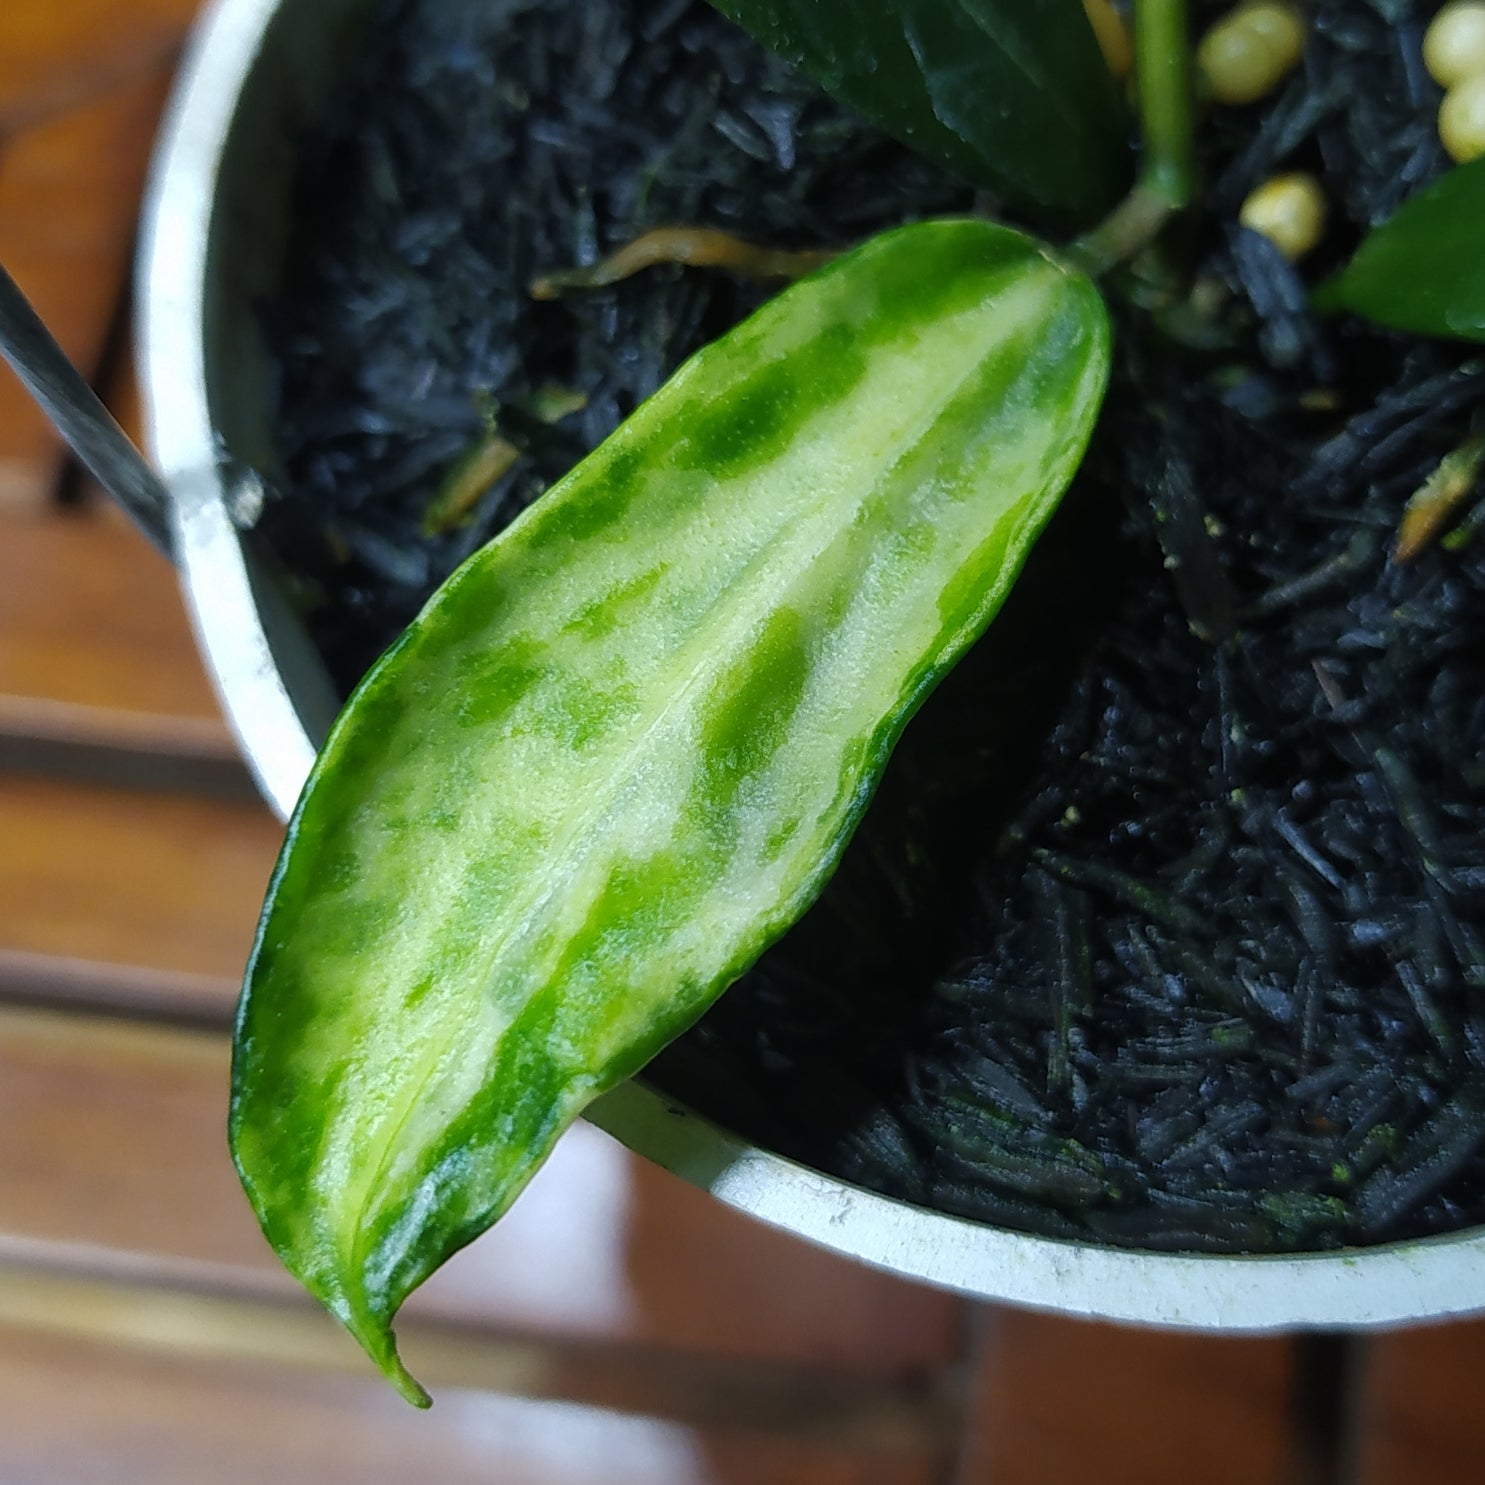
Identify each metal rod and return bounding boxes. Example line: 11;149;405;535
0;260;176;561
1290;1332;1366;1485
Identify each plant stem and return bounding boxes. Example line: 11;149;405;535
1065;184;1172;276
1068;0;1196;276
1133;0;1197;211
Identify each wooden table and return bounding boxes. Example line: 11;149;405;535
1;3;1481;1479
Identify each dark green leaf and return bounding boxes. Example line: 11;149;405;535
707;0;1132;225
1314;156;1485;343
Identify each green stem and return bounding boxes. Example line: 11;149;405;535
1133;0;1197;211
1068;0;1196;276
1065;184;1173;277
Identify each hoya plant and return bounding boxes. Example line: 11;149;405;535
231;0;1485;1402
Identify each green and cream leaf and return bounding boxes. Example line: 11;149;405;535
230;218;1111;1401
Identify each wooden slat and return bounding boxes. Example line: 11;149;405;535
0;695;232;759
0;1006;966;1383
0;66;174;509
0;772;280;982
954;1307;1296;1484
0;503;222;719
0;0;198;137
603;1137;968;1378
0;695;251;798
1353;1321;1485;1485
0;947;235;1024
0;1327;939;1485
0;1253;954;1461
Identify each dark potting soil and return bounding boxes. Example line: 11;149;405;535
261;0;1485;1254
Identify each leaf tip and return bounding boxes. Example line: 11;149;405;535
349;1312;432;1408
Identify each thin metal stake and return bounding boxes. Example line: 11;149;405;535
0;260;175;561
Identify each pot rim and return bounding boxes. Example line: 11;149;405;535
136;0;1485;1332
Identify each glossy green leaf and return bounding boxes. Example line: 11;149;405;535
1313;156;1485;342
231;218;1111;1402
707;0;1132;224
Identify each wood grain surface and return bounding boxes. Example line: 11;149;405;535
0;68;175;508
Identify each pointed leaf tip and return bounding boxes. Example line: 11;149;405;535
1316;156;1485;343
